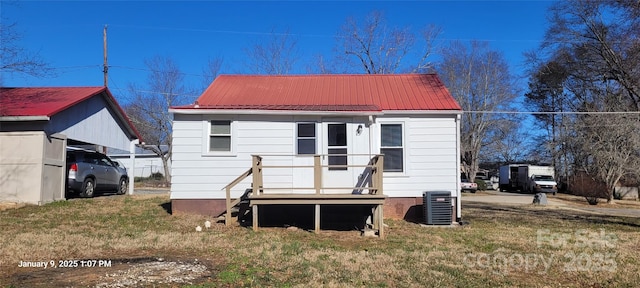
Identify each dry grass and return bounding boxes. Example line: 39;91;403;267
1;195;639;287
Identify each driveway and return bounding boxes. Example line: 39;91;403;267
462;190;640;218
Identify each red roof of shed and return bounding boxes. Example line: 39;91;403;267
0;86;141;140
0;87;107;117
174;74;461;112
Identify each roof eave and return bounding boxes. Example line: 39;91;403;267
0;116;51;121
169;108;384;116
381;109;463;115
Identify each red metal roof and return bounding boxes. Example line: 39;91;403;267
0;86;142;140
1;87;106;117
173;74;461;112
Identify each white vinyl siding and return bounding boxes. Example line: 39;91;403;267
170;113;460;200
172;114;299;199
377;115;459;198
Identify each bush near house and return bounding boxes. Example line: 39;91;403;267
568;172;609;205
134;172;168;187
474;178;487;191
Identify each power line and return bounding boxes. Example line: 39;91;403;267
108;24;334;38
108;87;200;99
465;111;640;115
109;65;206;78
106;24;638;45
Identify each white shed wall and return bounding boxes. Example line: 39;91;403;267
0;131;66;205
48;95;133;151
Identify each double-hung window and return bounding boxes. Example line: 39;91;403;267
297;123;316;155
380;123;404;172
209;120;232;152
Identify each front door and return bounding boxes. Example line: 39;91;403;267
322;119;370;193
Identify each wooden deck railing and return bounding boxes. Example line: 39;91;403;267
223;154;384;226
222;167;253;226
250;154;384;196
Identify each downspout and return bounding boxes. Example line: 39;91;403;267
455;114;462;223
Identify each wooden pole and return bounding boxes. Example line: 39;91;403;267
225;187;231;226
314;155;322;194
103;25;108;87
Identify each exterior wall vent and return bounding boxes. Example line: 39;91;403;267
423;191;452;225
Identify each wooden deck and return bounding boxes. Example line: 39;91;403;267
224;154;386;238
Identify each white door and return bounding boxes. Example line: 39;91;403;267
322;119;371;194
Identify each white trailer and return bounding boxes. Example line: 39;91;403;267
499;164;557;194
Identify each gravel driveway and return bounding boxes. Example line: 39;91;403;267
462;190;640;218
132;188;170;195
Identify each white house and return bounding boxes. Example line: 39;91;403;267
169;74;463;227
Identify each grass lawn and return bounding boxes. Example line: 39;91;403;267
1;194;638;287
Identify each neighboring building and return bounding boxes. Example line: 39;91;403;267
0;87;141;205
108;146;169;178
169;74;463;224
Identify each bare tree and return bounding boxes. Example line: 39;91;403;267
244;28;299;75
201;56;224;90
574;101;640;203
529;0;640;202
437;41;519;180
336;11;441;74
544;0;640;110
524;52;574;181
0;21;51;81
482;117;531;164
125;56;194;184
306;54;335;74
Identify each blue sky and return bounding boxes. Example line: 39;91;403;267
2;1;553;98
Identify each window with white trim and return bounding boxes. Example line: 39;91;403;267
209;120;232;152
297;123;316;155
380;123;403;172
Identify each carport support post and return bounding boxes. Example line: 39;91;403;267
128;139;139;195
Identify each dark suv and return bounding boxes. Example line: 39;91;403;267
66;148;129;197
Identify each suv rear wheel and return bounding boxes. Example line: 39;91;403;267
80;178;95;198
117;177;128;195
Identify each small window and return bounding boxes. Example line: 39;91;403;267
297;123;316;155
210;120;231;152
328;123;347;170
381;124;403;172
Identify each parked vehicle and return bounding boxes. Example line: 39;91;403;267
66;148;129;197
499;164;557;194
461;178;477;193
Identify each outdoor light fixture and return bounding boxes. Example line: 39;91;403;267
356;124;363;135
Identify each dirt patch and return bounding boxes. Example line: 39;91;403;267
6;257;214;288
0;202;27;212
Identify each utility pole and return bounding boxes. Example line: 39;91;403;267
103;25;108;87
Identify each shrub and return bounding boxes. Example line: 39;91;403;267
568;172;608;205
474;179;487;191
150;172;164;180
